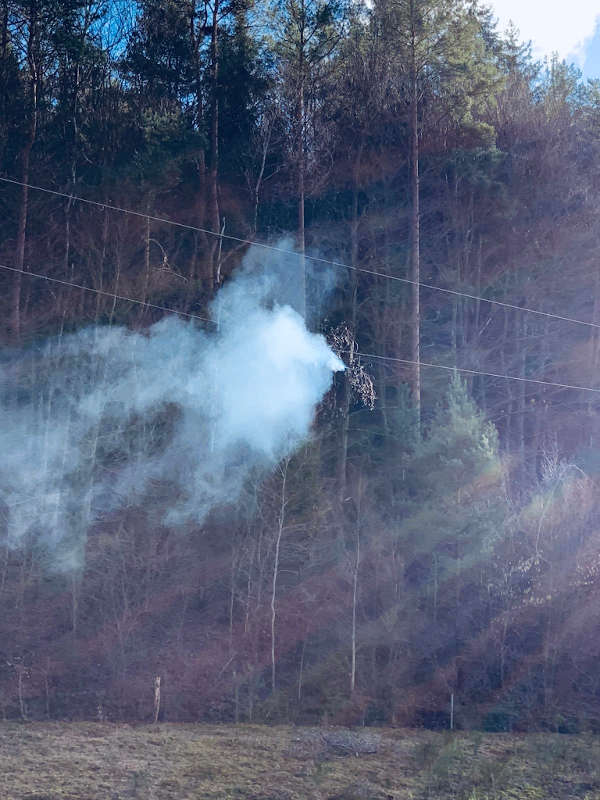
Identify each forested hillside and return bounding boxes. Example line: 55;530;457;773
2;0;600;732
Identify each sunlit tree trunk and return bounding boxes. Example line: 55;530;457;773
408;26;421;426
271;459;288;692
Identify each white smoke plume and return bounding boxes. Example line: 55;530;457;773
0;243;343;569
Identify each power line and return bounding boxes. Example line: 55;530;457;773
354;351;600;395
2;175;600;334
1;177;598;395
0;262;216;326
2;256;596;395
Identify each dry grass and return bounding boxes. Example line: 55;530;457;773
2;722;600;799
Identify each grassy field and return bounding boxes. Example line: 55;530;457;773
3;722;600;799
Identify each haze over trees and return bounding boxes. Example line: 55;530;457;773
2;0;600;732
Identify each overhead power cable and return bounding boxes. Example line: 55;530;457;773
0;262;216;326
1;259;598;396
354;351;600;395
2;175;600;333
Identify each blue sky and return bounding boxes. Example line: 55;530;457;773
489;1;600;79
581;21;600;79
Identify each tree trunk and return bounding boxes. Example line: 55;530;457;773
297;638;306;702
251;118;272;235
12;3;39;340
0;1;9;149
188;1;210;282
350;473;364;696
297;17;306;320
208;0;221;290
94;206;109;321
350;509;360;695
587;262;600;445
17;665;27;721
517;312;527;479
139;208;151;320
408;54;421;428
271;461;288;693
337;167;361;500
153;675;161;724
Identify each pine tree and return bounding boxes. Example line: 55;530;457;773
387;374;506;720
373;0;500;423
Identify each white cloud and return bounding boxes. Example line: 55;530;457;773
488;1;600;64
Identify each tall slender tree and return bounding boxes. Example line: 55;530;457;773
375;0;498;423
271;0;345;318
